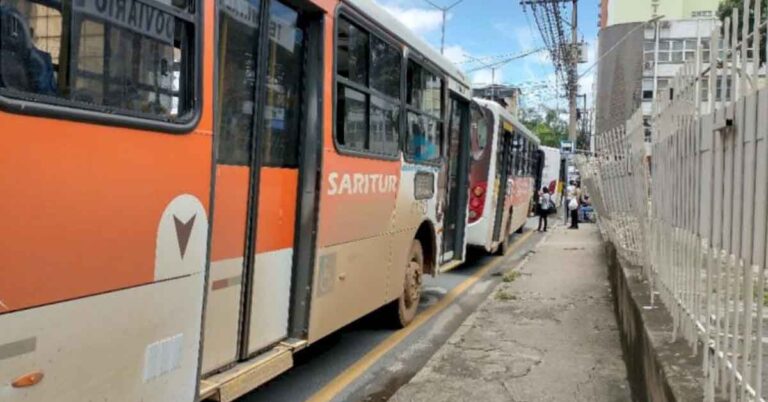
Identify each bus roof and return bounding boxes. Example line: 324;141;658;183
473;98;541;145
344;0;470;94
539;145;561;153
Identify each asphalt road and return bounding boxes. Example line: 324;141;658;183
237;219;544;402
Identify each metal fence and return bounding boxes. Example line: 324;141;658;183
582;1;768;400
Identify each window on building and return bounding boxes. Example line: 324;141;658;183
684;39;697;61
691;10;713;18
648;38;707;64
405;59;443;162
642;90;654;100
701;39;711;61
671;39;684;63
643;40;656;63
335;16;401;157
642;78;655;101
657;40;672;62
0;0;197;123
715;77;732;101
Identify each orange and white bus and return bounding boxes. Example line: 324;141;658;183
465;98;540;254
0;0;472;400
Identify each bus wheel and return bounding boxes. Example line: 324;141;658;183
391;239;424;328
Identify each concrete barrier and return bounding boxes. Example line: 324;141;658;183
606;242;715;402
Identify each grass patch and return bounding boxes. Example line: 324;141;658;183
495;290;517;301
764;292;768;307
502;270;521;283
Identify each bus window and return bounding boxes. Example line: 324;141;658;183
0;0;196;122
469;104;488;160
335;16;399;157
260;0;303;167
337;84;368;149
337;17;367;85
216;0;261;165
405;59;442;162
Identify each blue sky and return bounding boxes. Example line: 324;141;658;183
375;0;600;110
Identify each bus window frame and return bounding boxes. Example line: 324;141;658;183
332;5;402;161
0;0;202;134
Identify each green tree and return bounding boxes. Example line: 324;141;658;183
717;0;766;64
519;108;567;148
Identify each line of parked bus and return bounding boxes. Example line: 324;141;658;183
0;0;556;400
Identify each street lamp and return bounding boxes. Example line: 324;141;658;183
423;0;466;54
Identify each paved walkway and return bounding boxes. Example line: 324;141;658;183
391;224;632;402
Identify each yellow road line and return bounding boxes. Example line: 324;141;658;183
305;230;535;402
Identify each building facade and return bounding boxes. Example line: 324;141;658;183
595;0;718;137
472;84;520;118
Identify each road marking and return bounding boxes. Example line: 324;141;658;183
305;230;535;402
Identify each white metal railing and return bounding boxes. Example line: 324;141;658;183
582;0;768;400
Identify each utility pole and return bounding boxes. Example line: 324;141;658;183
576;93;587;149
567;0;578;142
520;0;580;141
423;0;466;54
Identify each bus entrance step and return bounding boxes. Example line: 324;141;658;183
200;346;293;402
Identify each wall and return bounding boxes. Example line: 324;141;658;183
605;243;711;402
595;22;644;134
605;0;719;26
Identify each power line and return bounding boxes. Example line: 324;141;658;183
457;48;546;66
521;0;579;141
464;48;547;72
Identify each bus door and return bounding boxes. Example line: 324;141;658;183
441;95;470;262
204;0;321;373
492;128;514;242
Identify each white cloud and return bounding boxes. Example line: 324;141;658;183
379;4;445;34
443;45;468;64
472;69;503;86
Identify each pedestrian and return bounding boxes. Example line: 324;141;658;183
537;186;552;232
567;181;580;229
565;180;575;221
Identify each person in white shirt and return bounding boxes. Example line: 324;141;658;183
537;186;553;232
566;180;580;229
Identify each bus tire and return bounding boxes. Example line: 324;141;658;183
389;239;424;328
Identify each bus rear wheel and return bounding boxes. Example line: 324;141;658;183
390;239;424;328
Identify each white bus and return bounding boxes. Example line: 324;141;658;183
538;145;564;207
465;98;540;254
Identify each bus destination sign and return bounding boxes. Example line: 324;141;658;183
73;0;175;45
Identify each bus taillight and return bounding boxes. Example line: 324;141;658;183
468;182;487;223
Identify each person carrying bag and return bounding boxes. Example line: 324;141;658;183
537;187;553;232
568;185;580;229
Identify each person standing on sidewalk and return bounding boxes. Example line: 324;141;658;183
537;187;552;232
567;182;580;229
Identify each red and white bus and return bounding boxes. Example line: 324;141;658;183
0;0;472;400
538;145;564;207
465;98;540;254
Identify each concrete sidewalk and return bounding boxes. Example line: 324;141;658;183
390;225;632;402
